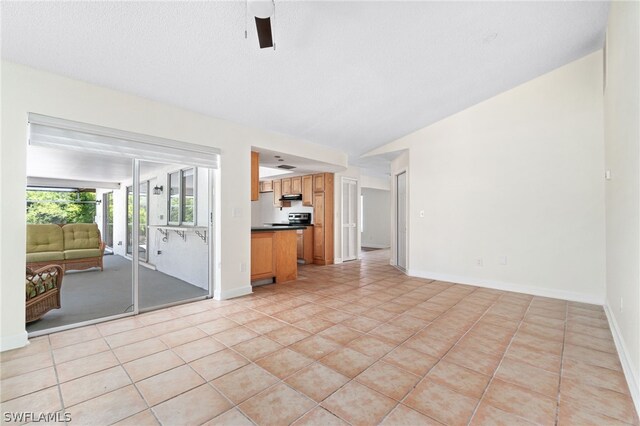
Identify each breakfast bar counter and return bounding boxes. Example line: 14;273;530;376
250;227;302;284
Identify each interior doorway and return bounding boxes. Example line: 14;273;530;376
341;177;358;262
396;171;407;270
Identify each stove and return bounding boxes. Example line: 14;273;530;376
288;212;311;225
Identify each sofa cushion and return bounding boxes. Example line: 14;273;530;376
27;224;64;253
64;248;102;260
26;251;65;263
62;224;101;250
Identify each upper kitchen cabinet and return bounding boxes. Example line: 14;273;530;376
251;151;259;201
312;173;334;265
313;173;325;192
282;178;292;195
291;177;302;194
260;180;273;193
273;179;283;207
302;175;313;206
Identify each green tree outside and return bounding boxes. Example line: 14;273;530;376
26;190;97;224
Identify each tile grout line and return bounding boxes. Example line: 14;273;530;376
10;253;626;425
235;279;457;425
46;334;71;426
95;328;156;426
303;286;502;425
554;300;569;426
389;287;515;424
465;295;537;425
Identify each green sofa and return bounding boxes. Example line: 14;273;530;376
27;223;105;272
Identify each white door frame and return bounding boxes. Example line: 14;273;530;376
341;177;359;262
394;169;409;271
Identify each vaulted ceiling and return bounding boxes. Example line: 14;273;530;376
2;1;609;169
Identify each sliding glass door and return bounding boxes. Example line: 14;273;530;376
136;160;211;311
26;113;219;335
127;182;149;262
25;151;135;333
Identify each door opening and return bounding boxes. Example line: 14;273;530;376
396;171;407;271
341;177;358;262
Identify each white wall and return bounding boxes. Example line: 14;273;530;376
374;52;606;304
0;62;347;350
362;188;391;249
603;0;640;410
361;174;391;191
143;166;210;289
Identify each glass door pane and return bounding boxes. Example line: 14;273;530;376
103;191;114;250
139;181;148;263
26;149;134;333
126;185;133;256
137;160;210;310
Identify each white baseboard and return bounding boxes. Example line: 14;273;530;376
214;285;253;301
604;303;640;415
1;330;29;352
334;258;343;264
407;269;605;305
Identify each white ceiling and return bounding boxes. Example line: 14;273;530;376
2;1;609;172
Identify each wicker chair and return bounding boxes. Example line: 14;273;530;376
26;265;64;323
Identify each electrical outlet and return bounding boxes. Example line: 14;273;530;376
499;256;507;265
157;250;162;255
419;210;425;218
476;258;483;267
240;262;247;272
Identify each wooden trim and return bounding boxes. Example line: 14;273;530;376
251;151;259;201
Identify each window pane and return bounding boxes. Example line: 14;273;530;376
182;169;195;224
169;172;180;223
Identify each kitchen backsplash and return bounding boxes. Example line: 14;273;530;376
251;192;314;227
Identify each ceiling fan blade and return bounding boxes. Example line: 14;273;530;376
254;17;273;49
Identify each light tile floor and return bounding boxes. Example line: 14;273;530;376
1;249;638;425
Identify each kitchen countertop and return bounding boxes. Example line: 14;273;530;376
264;223;314;227
251;226;308;232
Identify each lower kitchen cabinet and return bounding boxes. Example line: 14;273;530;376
251;230;298;283
296;226;314;264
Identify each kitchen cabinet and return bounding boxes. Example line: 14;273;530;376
292;177;302;194
296;226;314;264
251;232;275;280
302;175;313;206
273;179;282;207
260;180;273;193
312;173;334;265
282;178;292;195
251;229;298;283
251;151;259;201
313;173;325;192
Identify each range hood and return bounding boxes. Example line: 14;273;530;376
280;194;302;201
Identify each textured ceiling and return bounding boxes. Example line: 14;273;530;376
2;1;609;171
